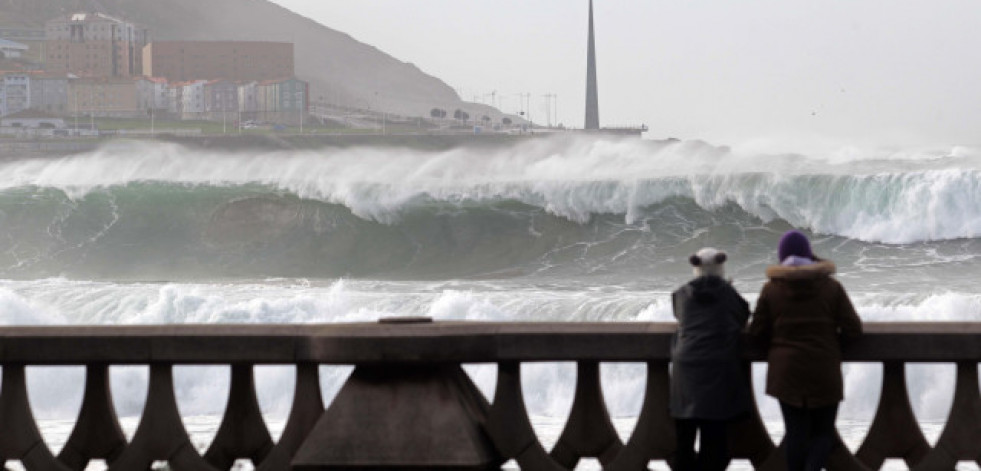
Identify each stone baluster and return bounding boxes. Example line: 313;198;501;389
548;361;623;468
604;361;675;470
0;364;71;471
910;362;981;470
203;364;273;469
106;364;218;471
485;362;567;470
57;364;127;470
255;363;324;471
854;362;930;469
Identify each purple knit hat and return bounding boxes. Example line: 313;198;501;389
777;230;814;262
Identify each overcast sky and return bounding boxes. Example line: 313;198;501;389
270;1;981;151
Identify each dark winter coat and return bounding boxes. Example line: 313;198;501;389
669;275;753;420
748;260;863;408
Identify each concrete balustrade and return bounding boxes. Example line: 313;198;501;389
1;321;980;470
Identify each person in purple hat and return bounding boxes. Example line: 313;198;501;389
748;230;863;471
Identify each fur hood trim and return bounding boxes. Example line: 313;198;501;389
765;260;836;280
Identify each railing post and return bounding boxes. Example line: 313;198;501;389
291;317;501;469
291;363;501;470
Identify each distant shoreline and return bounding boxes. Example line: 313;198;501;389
0;132;663;158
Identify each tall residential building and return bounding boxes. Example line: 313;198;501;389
44;13;148;78
142;41;294;82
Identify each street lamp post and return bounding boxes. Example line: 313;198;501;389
73;90;79;134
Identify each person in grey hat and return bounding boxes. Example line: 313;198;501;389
670;247;752;471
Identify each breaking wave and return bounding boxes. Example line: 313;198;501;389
0;138;980;279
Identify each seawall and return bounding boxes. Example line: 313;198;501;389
0;133;566;158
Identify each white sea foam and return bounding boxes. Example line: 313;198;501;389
0;287;65;325
1;278;979;426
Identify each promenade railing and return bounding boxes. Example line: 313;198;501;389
0;320;978;470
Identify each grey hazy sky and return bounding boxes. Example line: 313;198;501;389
270;1;981;151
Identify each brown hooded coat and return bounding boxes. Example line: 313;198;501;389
748;260;862;408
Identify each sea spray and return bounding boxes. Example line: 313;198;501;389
0;140;980;285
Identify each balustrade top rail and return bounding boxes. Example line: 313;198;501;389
2;321;981;364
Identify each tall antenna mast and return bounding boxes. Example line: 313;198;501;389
584;0;600;130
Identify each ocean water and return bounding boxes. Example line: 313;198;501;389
2;136;981;470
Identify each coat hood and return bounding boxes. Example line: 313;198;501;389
765;260;835;280
764;260;835;299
